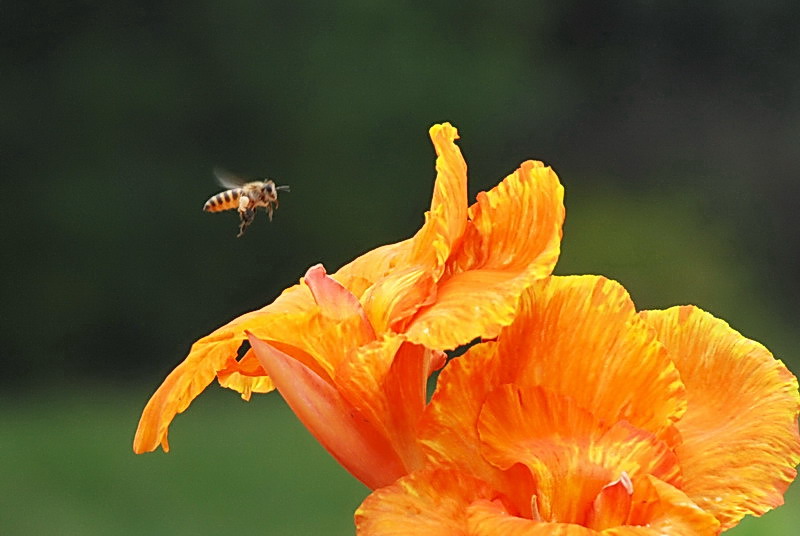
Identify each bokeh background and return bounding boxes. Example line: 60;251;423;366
2;1;798;534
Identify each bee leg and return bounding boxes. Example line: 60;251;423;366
237;195;251;213
237;208;256;237
267;203;274;221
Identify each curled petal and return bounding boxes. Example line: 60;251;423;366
216;348;273;401
355;468;502;536
640;306;800;528
133;263;375;454
454;160;564;274
405;161;565;350
407;123;469;277
249;333;405;489
360;266;437;334
132;283;312;453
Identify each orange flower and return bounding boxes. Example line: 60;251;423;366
133;122;565;462
355;276;800;535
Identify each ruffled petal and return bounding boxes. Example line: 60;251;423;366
499;276;686;438
640;306;800;528
405;160;565;350
249;334;405;489
477;385;682;524
453;160;563;274
355;468;502;536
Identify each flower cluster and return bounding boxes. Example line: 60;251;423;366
134;123;799;535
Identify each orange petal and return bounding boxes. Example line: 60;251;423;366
355;468;502;536
640;306;800;528
453;160;564;274
333;239;416;300
132;283;311;454
477;385;682;525
467;500;597;536
133;264;375;455
420;340;507;484
360;266;437;334
585;473;633;531
333;338;441;476
406;123;469;277
405;161;565;350
617;475;721;535
499;276;686;438
249;334;405;489
216;348;273;401
420;276;685;478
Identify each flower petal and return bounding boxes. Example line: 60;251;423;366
467;500;597;536
477;384;682;525
405;161;565;350
333;337;444;479
406;122;469;277
499;276;686;437
355;468;502;536
420;276;686;474
640;306;800;528
249;334;405;489
132;283;312;453
133;263;376;454
617;475;720;536
216;348;274;401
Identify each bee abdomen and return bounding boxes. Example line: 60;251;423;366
203;188;242;212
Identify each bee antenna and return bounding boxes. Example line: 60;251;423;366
276;185;291;192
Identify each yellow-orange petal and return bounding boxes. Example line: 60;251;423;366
406;123;469;277
639;306;800;529
216;348;274;401
355;468;502;536
333;338;440;476
333;239;416;300
466;477;720;536
360;266;437;334
133;263;376;455
477;384;682;524
616;475;720;535
132;282;311;453
249;334;405;489
419;340;507;484
501;276;686;437
467;500;597;536
404;161;565;350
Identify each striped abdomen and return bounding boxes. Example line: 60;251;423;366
203;188;243;212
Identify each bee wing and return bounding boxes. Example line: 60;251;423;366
213;167;248;189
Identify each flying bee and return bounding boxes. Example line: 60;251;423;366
203;167;290;237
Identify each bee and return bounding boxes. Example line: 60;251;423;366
203;167;290;237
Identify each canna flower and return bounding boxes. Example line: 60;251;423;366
133;122;565;474
355;276;800;535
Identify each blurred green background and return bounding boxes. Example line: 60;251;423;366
1;1;798;534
